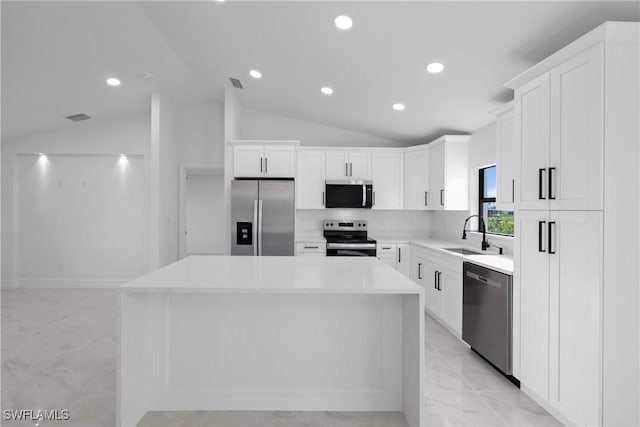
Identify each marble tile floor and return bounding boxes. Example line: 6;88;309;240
1;289;562;427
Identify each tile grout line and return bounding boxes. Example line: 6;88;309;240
425;316;512;426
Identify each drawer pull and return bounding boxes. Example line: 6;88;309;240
304;246;319;249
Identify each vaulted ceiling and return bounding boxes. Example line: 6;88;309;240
2;1;638;143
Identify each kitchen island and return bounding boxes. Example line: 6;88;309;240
118;256;424;427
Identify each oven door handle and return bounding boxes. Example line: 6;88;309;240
326;243;376;250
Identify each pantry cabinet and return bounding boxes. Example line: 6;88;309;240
514;44;603;211
507;22;639;426
231;140;298;178
426;135;470;211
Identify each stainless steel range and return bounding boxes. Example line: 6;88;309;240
323;220;377;257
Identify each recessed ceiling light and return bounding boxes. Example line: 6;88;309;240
106;77;121;86
321;87;333;95
426;62;444;74
249;70;262;79
334;15;353;30
392;103;406;111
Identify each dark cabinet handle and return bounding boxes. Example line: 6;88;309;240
538;220;547;253
434;271;438;289
440;189;444;206
398;248;401;263
373;192;376;206
424;191;428;206
437;271;442;291
264;157;268;174
512;179;515;203
538;168;547;200
345;163;348;177
382;246;391;250
418;263;422;280
260;158;263;173
548;221;556;254
322;191;325;206
304;246;319;249
350;163;353;177
548;167;556;200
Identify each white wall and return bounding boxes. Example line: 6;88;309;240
240;107;401;147
430;122;513;254
1;112;151;287
176;100;225;167
150;94;180;269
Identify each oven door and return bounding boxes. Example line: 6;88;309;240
325;181;373;208
326;243;377;257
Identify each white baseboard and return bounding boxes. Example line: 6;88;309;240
17;278;126;288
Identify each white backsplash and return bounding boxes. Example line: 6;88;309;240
296;210;431;240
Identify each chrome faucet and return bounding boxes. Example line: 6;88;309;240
462;214;491;251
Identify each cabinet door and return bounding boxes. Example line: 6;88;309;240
403;149;429;210
264;145;295;178
549;44;604;211
371;151;403;209
377;254;397;270
396;244;410;277
297;151;325;209
515;210;550;401
428;144;445;211
548;211;602;425
325;151;349;180
439;267;463;336
233;145;264;177
496;108;516;209
422;260;441;315
515;74;551;211
348;151;372;180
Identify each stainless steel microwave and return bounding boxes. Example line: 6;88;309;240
325;180;373;208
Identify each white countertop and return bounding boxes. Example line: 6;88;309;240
121;255;423;295
409;238;514;275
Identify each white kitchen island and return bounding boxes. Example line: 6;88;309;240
118;256;424;427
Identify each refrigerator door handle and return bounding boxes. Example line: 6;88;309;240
258;199;263;256
252;200;258;256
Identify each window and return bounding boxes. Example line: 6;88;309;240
479;165;514;236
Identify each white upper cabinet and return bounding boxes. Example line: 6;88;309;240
297;150;325;209
233;144;265;178
324;151;350;180
263;145;296;178
427;136;470;211
514;74;551;211
371;150;403;210
231;141;298;178
496;104;516;210
549;44;604;211
325;150;371;180
404;147;429;210
514;44;604;211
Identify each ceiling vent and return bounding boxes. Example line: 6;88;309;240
64;113;91;122
229;78;243;89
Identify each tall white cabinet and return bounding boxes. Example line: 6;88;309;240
507;22;639;426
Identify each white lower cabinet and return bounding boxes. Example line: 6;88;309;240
516;210;602;425
396;244;410;277
376;243;397;269
409;245;462;336
295;242;326;257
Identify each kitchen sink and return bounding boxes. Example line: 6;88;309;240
443;247;485;256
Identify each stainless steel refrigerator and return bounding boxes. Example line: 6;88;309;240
231;179;295;256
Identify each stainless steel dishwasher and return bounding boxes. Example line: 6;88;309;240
462;262;514;379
